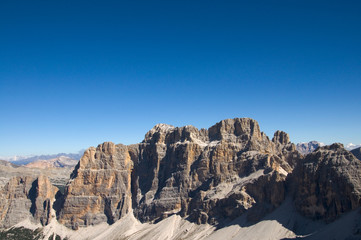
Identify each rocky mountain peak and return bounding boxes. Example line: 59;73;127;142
272;130;290;145
290;142;361;222
208;118;262;141
321;142;344;151
144;124;175;143
55;117;301;229
143;118;266;148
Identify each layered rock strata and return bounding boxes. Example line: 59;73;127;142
58;118;301;228
58;142;133;229
290;143;361;221
0;175;58;228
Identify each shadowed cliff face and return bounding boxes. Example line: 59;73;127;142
0;175;58;228
290;143;361;222
351;147;361;161
57;118;302;229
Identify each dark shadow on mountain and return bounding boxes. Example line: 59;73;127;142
53;189;64;218
28;179;38;216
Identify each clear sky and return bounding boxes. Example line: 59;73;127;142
0;0;360;156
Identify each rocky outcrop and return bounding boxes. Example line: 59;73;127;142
32;175;59;225
0;175;58;228
58;118;300;228
58;142;133;229
290;143;361;222
131;118;299;224
272;130;290;146
0;176;34;229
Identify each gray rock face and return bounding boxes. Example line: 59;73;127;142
272;130;290;145
0;177;34;229
296;141;325;155
132;119;297;224
58;142;133;229
290;143;361;222
59;118;300;228
0;175;58;228
351;147;361;160
32;175;59;225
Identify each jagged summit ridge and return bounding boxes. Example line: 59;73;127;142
57;118;300;229
144;118;275;152
290;142;361;221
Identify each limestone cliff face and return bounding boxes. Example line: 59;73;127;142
33;175;59;225
131;119;298;224
0;175;58;228
290;143;361;222
58;118;300;228
0;176;34;228
58;142;133;229
3;117;361;232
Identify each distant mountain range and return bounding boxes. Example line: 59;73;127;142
0;151;83;165
296;141;361;155
296;141;325;155
24;156;79;169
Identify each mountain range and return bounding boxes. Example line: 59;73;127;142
0;152;83;165
0;118;361;240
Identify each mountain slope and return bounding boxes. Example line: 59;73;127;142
351;147;361;160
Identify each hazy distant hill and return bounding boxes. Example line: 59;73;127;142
1;152;83;165
25;156;79;169
0;158;73;189
0;159;19;168
296;141;325;155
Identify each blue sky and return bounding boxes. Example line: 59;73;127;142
0;1;360;156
